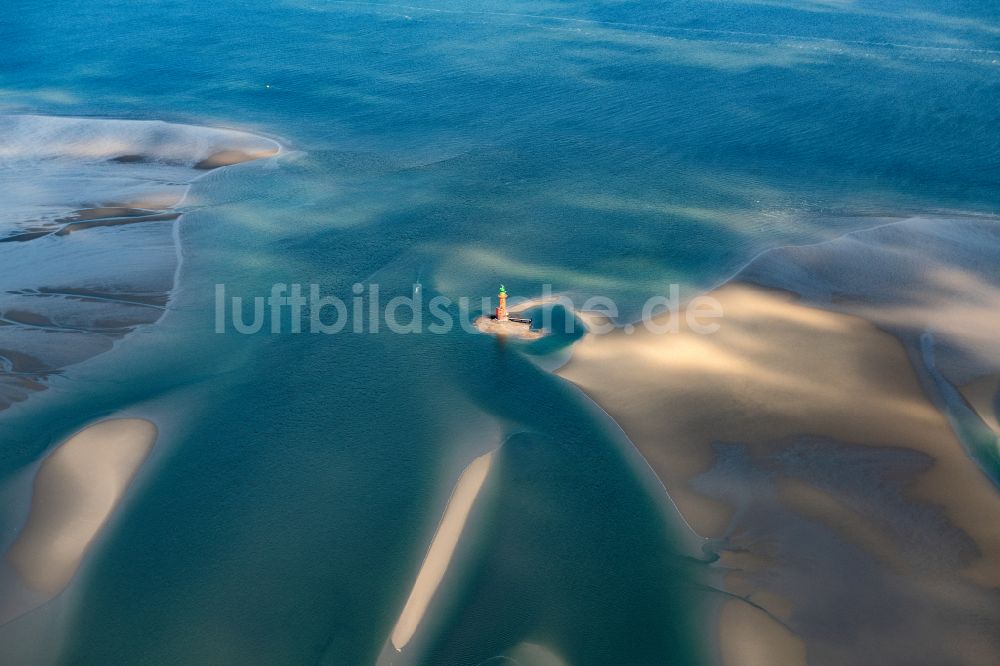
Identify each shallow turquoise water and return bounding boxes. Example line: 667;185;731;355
2;1;999;663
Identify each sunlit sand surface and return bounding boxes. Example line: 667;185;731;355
741;215;1000;384
388;450;495;654
194;148;278;169
562;283;963;536
5;418;156;599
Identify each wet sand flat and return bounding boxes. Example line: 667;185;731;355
0;115;280;412
556;216;1000;664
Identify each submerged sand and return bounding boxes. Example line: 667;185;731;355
556;216;1000;664
6;418;157;597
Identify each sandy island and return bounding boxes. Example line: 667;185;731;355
5;418;157;598
472;296;567;340
473;316;543;340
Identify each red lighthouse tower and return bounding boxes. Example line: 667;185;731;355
495;284;508;321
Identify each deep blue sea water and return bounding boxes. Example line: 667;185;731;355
1;1;999;663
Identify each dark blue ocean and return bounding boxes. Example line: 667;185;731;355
1;1;999;663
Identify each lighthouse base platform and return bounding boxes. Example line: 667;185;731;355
473;315;542;340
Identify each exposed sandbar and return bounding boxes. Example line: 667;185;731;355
194;148;279;169
389;451;495;653
5;418;157;596
559;282;1000;576
561;284;958;534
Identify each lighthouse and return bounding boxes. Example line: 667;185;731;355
495;284;508;321
475;284;537;338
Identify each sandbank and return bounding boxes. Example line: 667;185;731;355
194;148;279;169
559;283;976;537
389;450;495;653
5;418;157;596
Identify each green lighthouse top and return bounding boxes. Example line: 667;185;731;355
499;284;506;295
